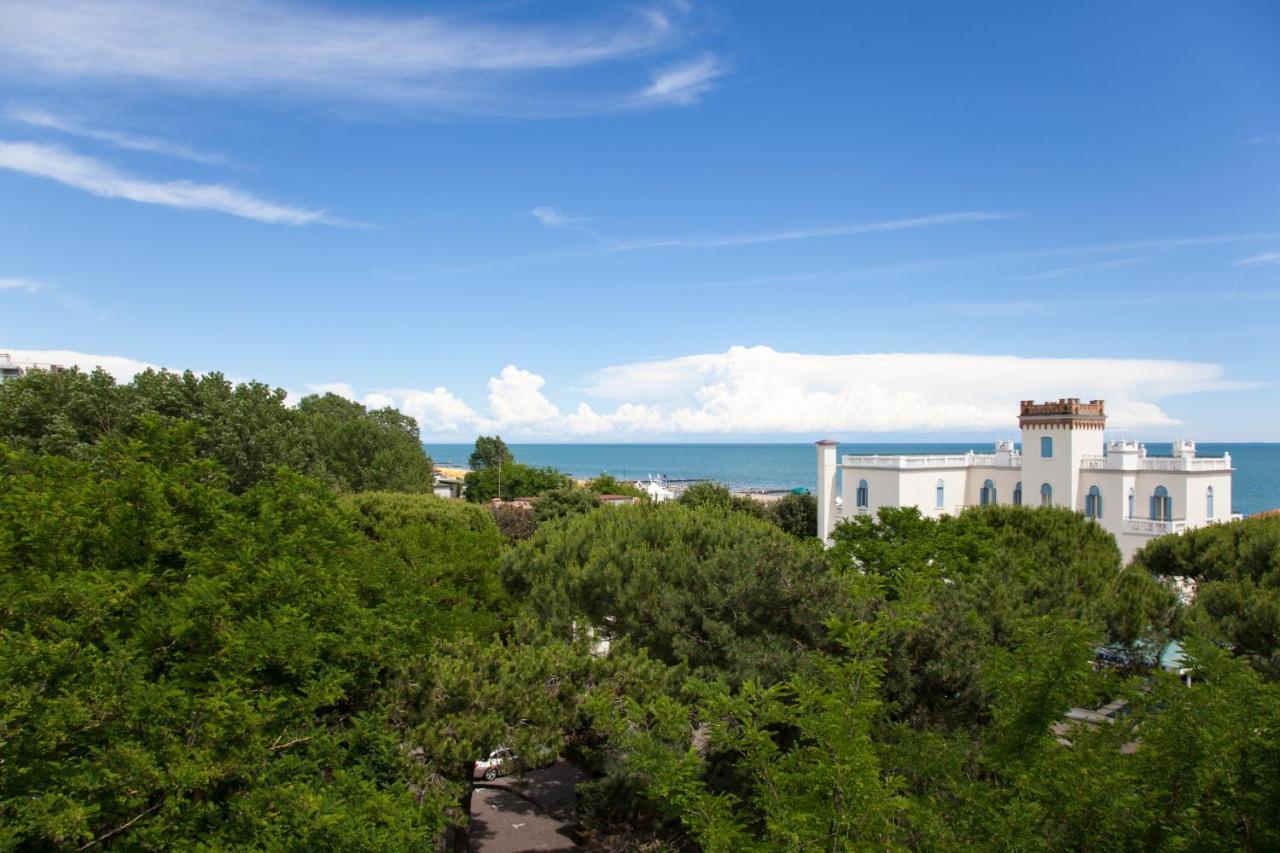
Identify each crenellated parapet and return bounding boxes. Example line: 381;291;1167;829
1018;397;1106;430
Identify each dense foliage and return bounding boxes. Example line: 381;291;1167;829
677;481;818;538
505;503;838;686
297;394;434;493
562;509;1278;851
676;481;767;518
3;368;1277;850
488;501;538;541
1135;513;1280;679
768;491;818;538
0;434;491;848
463;462;572;503
0;367;433;493
468;435;513;471
532;486;602;524
584;473;647;499
829;505;1175;729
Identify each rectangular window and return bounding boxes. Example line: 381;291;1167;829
1040;436;1053;458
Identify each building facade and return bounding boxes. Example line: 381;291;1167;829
817;398;1237;560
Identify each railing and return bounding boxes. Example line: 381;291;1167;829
967;453;1021;467
1140;457;1231;472
842;452;1019;470
1123;518;1188;536
850;505;871;516
843;451;1230;473
843;454;971;469
1077;454;1231;472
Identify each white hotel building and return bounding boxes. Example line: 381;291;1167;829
816;398;1237;560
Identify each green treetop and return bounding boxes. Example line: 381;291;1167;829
468;434;514;470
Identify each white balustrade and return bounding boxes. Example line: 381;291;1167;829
1139;457;1231;472
1123;518;1188;536
841;453;1020;470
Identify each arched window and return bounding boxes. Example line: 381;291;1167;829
1040;482;1053;507
1085;485;1102;519
1206;485;1214;518
1150;485;1172;521
1013;481;1023;506
1040;436;1053;458
936;479;945;508
1127;487;1135;518
856;479;869;508
980;479;996;506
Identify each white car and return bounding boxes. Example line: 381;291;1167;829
475;747;518;781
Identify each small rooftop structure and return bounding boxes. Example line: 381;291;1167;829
597;494;641;506
1018;398;1106;430
0;353;68;382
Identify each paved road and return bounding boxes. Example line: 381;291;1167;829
470;761;589;852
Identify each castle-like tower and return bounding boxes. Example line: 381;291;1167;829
1018;398;1105;513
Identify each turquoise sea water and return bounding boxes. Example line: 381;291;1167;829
424;443;1280;518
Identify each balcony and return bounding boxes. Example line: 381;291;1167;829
1079;454;1231;472
1123;518;1188;536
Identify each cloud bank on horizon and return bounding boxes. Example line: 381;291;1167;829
7;346;1251;439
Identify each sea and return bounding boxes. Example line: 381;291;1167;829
423;443;1280;518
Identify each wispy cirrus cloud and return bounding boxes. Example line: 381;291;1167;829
0;276;46;292
0;140;348;225
0;0;719;114
5;107;224;165
1;275;102;317
530;207;592;228
531;209;1009;253
635;54;726;106
1018;256;1149;281
1235;253;1280;267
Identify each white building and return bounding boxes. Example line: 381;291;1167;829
0;353;66;383
817;398;1238;560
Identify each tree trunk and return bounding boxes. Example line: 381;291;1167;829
443;760;477;853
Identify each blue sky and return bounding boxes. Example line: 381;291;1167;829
1;0;1278;440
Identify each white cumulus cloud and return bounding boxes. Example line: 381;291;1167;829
4;346;1247;439
0;348;159;381
305;382;356;400
334;346;1249;439
394;387;490;434
486;365;563;426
